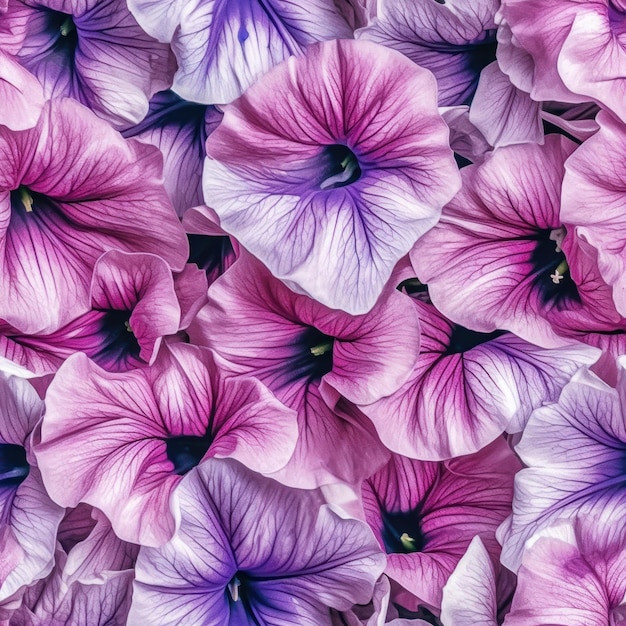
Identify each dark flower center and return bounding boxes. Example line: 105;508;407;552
381;508;424;554
319;145;362;190
187;234;234;277
42;10;79;54
280;327;334;387
91;310;142;370
165;434;212;475
529;227;581;308
446;325;505;354
0;443;30;489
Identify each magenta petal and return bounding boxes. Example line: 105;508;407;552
34;344;298;546
362;439;519;609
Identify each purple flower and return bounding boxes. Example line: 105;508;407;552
499;363;626;571
0;98;188;335
0;372;63;602
128;457;386;625
1;0;175;128
34;343;298;546
122;90;223;218
360;297;599;460
356;0;499;106
0;251;207;375
505;517;626;626
203;38;460;314
127;0;354;104
561;110;626;317
361;439;519;610
189;252;419;487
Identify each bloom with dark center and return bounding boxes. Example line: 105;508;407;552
359;297;599;460
412;135;623;350
128;458;385;625
0;372;63;602
0;251;203;374
357;0;499;106
361;439;519;610
1;0;175;128
0;98;188;336
202;38;459;314
189;252;419;488
34;342;298;546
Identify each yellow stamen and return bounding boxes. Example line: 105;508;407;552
19;187;33;213
310;342;333;357
400;532;419;553
59;16;75;37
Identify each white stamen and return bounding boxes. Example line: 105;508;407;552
549;226;567;253
550;270;564;284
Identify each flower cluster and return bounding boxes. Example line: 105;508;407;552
0;0;624;624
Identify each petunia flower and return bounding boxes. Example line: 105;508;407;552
0;97;188;335
0;371;63;603
1;0;175;128
34;343;298;546
411;135;626;351
499;362;626;571
361;438;519;611
203;38;460;314
122;90;223;218
504;517;626;626
498;0;626;123
128;457;386;625
126;0;353;104
359;296;600;460
0;250;207;375
189;252;419;488
356;0;499;106
9;505;138;626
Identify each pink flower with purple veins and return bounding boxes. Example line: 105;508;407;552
202;38;460;315
0;0;175;128
0;250;207;375
505;517;626;626
189;252;420;488
34;342;298;546
412;135;626;351
0;98;188;336
128;458;386;625
361;438;519;612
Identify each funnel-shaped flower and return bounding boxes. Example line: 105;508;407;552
128;458;386;625
34;343;298;546
203;38;459;314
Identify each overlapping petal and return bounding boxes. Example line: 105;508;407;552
128;0;353;104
